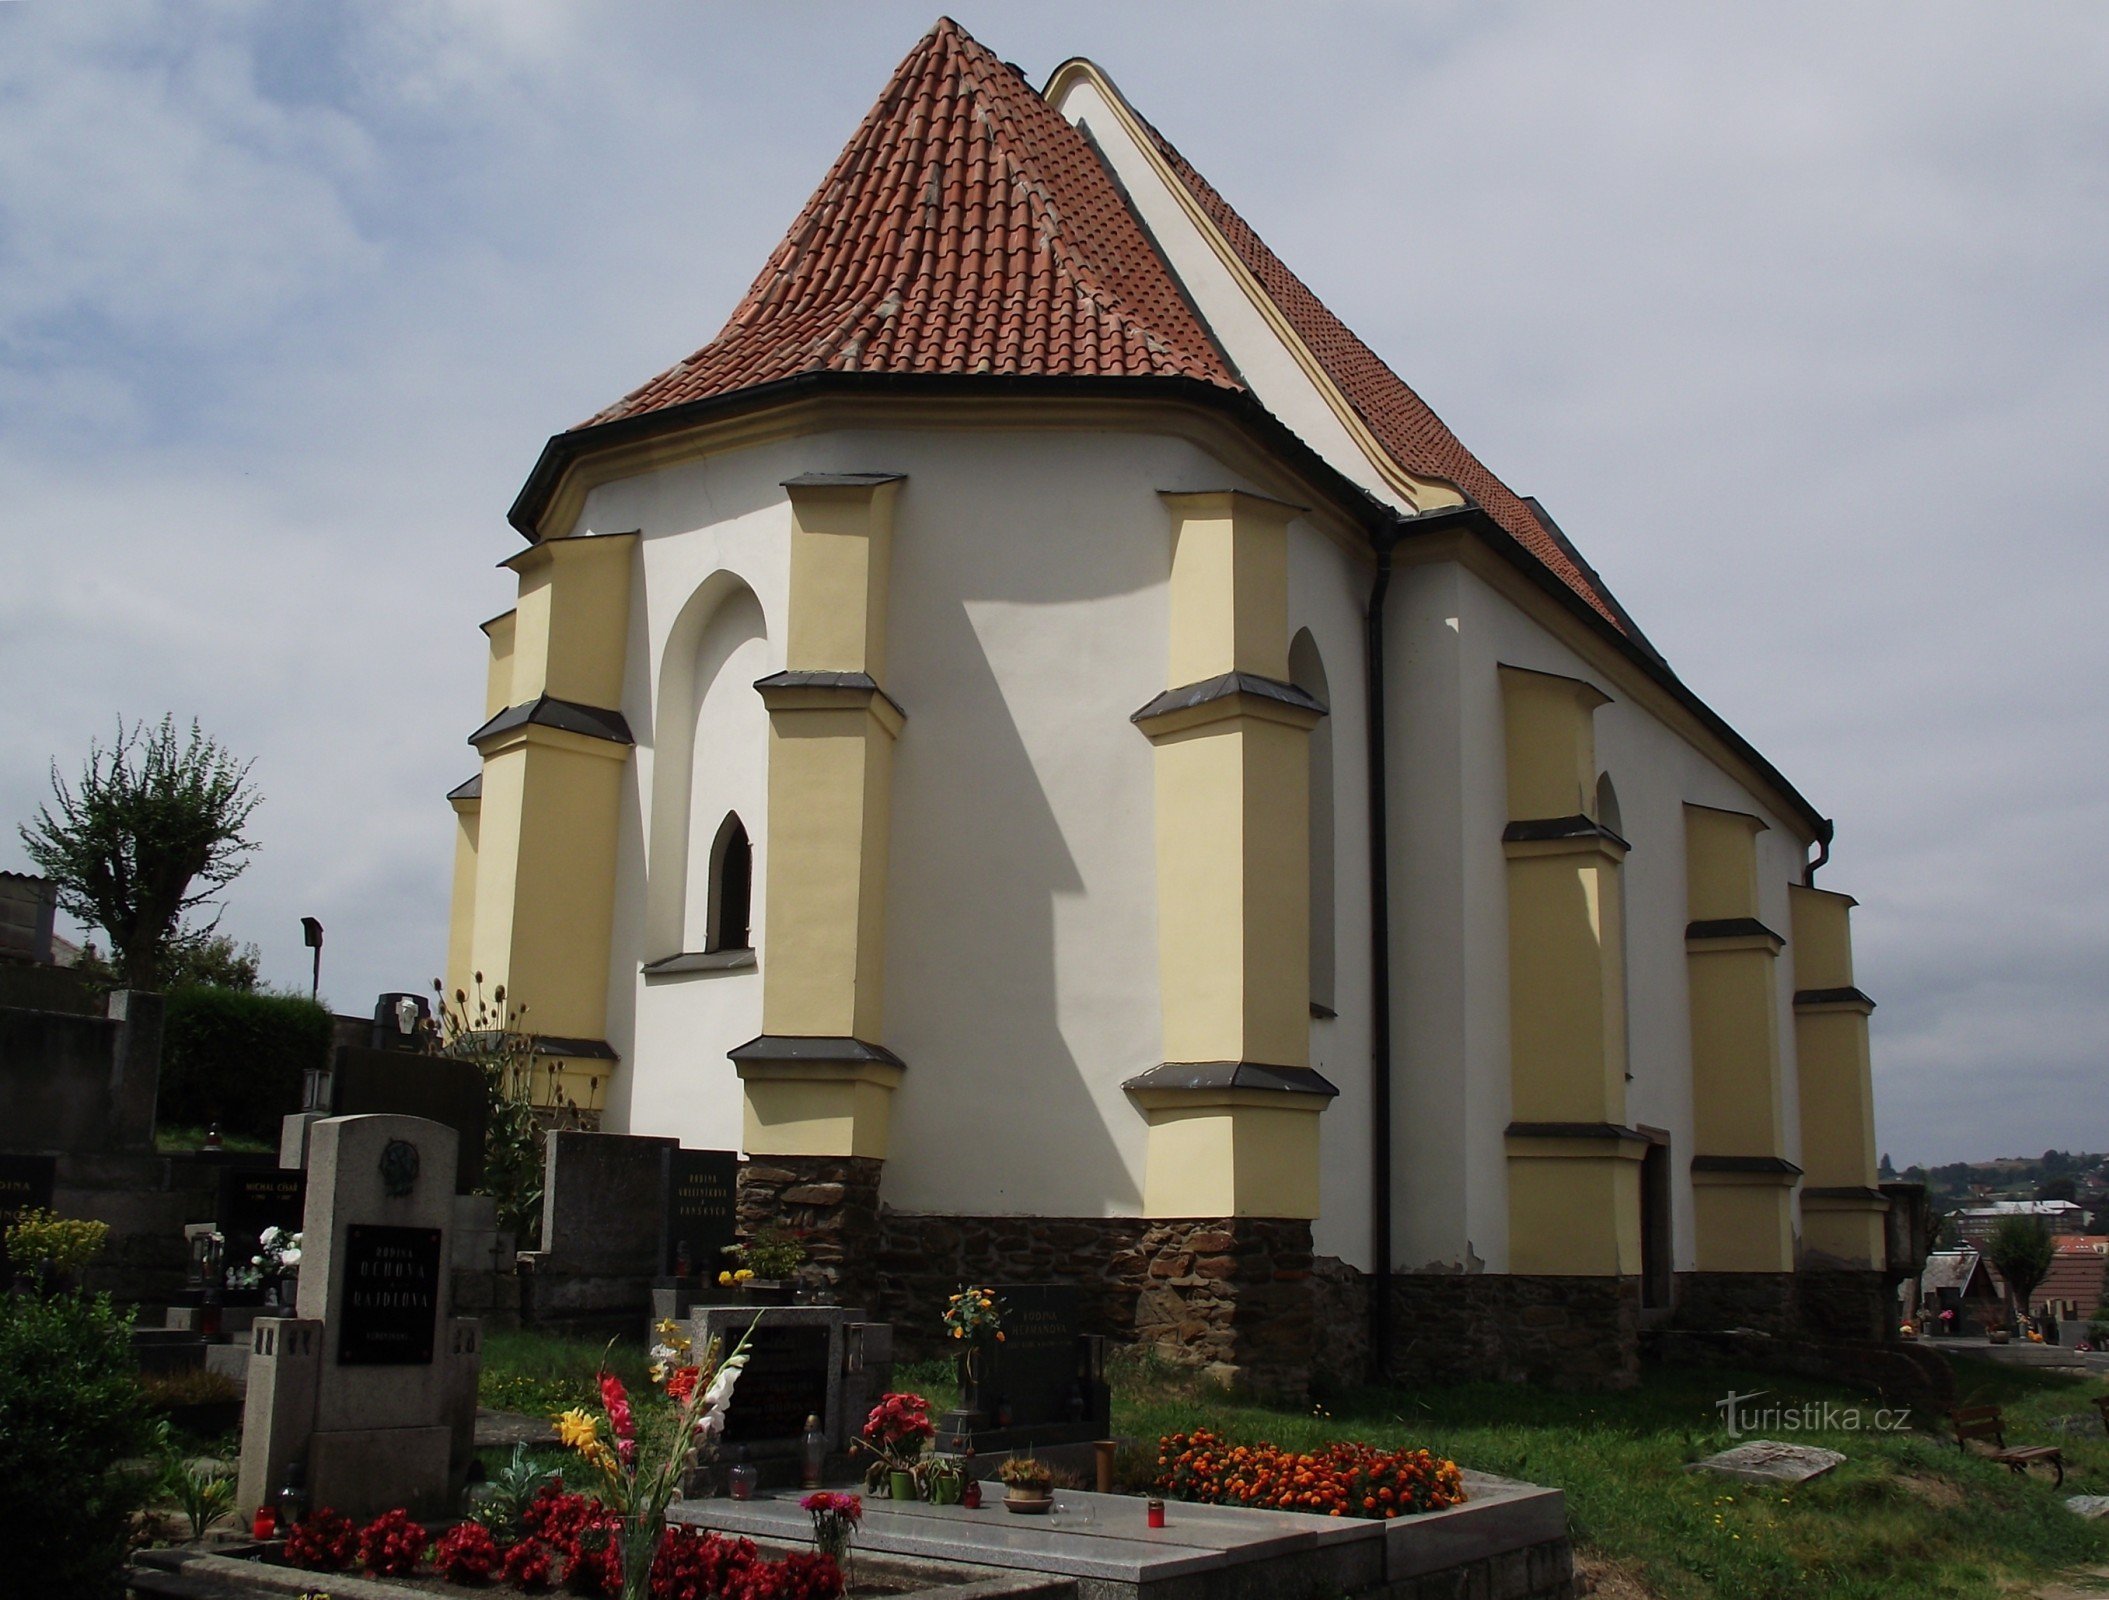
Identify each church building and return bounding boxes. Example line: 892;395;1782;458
445;19;1890;1389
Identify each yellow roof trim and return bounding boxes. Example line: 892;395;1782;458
1044;57;1467;517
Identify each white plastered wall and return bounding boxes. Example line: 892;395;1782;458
1388;560;1812;1274
557;421;1382;1224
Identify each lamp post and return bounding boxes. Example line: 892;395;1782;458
300;917;323;1001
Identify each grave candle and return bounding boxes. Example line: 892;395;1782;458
1147;1497;1165;1528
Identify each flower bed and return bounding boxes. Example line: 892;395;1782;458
1155;1427;1466;1519
271;1490;841;1599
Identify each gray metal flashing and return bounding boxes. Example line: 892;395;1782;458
728;1034;907;1070
1130;671;1326;725
642;949;757;976
752;670;907;723
1685;917;1784;944
1122;1060;1341;1098
1505;1121;1650;1144
445;774;482;802
1794;985;1876;1010
780;471;906;488
468;694;634;748
532;1035;619;1061
1691;1154;1803;1176
1502;815;1631;849
1803;1185;1887;1202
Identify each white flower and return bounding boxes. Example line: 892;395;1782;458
260;1227;282;1248
650;1344;677;1363
699;1350;747;1438
279;1247;301;1267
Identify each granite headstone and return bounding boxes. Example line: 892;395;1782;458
216;1167;307;1260
985;1284;1087;1429
661;1148;738;1278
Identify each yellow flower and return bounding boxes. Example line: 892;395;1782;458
718;1270;733;1286
952;1327;964;1339
554;1408;601;1452
734;1268;753;1283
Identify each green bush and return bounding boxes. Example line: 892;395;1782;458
159;985;332;1142
0;1291;155;1597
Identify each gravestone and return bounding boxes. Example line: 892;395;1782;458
985;1284;1090;1429
216;1167;307;1262
661;1148;738;1278
690;1304;890;1472
1688;1441;1845;1484
0;1152;56;1273
327;1047;487;1192
236;1114;482;1521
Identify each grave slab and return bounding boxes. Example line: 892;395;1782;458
1688;1440;1846;1484
2066;1495;2109;1520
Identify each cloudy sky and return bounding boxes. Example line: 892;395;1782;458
2;2;2102;1167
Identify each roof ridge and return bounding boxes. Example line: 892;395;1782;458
580;19;1236;429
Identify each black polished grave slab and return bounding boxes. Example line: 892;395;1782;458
987;1284;1086;1429
661;1148;737;1277
337;1223;443;1365
216;1167;306;1257
723;1322;830;1444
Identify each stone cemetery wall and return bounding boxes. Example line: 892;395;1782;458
0;989;161;1155
1387;1273;1643;1390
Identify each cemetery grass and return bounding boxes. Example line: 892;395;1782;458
1113;1349;2109;1600
155;1123;275;1154
477;1336;2107;1597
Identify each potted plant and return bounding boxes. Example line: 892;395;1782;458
853;1392;934;1500
719;1227;807;1305
941;1285;1005;1417
998;1455;1053;1514
923;1455;967;1506
252;1226;303;1308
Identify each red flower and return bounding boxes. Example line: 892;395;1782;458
667;1364;701;1403
284;1507;360;1571
358;1507;428;1576
600;1371;635;1441
435;1521;503;1583
503;1538;555;1589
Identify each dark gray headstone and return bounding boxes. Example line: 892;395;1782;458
0;1153;56;1273
986;1284;1087;1430
723;1322;830;1443
329;1046;486;1192
661;1149;738;1277
337;1223;443;1366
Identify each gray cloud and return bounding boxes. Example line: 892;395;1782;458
2;1;2102;1163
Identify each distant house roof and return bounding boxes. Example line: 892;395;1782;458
1922;1249;1996;1298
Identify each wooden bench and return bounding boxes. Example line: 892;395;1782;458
1951;1405;2064;1486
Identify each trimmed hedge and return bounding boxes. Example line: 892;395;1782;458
159;986;332;1142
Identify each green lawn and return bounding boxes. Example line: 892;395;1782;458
481;1334;2109;1599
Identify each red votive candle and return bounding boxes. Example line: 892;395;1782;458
1147;1498;1166;1529
252;1505;279;1540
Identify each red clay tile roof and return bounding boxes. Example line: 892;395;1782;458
580;17;1621;633
1128;115;1621;628
581;19;1236;427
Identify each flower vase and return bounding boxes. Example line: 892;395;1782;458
741;1279;793;1307
889;1469;918;1503
618;1513;663;1600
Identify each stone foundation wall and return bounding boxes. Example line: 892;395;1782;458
737;1156;884;1311
1796;1269;1894;1343
867;1211;1316;1397
1387;1273;1642;1390
1311;1254;1373;1385
1675;1271;1798;1336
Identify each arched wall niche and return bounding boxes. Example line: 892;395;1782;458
644;573;769;960
1290;627;1336;1014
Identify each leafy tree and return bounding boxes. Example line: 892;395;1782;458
75;929;260;995
17;716;259;990
1985;1216;2057;1325
2040;1175;2079;1203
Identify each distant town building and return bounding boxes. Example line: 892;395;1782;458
1955;1199;2089;1247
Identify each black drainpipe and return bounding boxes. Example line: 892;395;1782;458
1804;818;1834;886
1363;530;1399;1380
